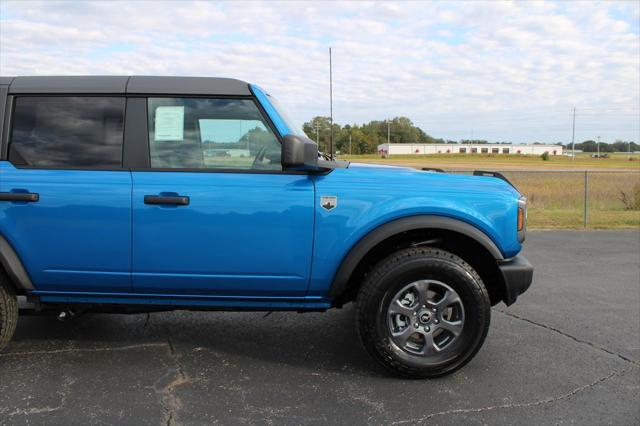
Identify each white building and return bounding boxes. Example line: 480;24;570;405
377;143;563;156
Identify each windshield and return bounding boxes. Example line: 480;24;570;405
265;93;303;136
250;84;303;137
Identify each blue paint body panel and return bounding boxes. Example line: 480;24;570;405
0;161;132;292
130;171;315;296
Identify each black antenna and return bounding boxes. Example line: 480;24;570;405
329;47;334;160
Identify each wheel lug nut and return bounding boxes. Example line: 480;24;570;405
425;326;430;332
413;312;417;316
434;319;439;324
414;323;419;328
422;305;426;308
432;308;437;312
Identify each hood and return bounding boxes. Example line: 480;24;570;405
344;162;521;197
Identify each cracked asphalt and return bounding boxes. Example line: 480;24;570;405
1;230;639;425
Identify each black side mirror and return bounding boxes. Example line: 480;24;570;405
281;134;320;170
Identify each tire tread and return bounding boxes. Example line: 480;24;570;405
0;272;18;352
356;247;490;378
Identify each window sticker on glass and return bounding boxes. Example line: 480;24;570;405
154;106;184;141
199;119;266;143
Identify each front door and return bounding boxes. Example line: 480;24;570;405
131;97;314;296
0;96;131;293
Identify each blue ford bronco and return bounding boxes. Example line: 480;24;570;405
0;76;532;378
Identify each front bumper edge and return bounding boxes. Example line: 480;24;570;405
498;255;533;306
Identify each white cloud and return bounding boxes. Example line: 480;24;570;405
0;0;638;143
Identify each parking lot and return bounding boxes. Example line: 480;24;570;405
1;230;638;425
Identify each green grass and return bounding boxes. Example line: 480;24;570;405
527;209;639;229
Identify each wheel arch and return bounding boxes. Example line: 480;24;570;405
0;234;34;293
329;215;508;306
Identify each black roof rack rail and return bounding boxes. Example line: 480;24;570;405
422;167;445;173
473;170;517;189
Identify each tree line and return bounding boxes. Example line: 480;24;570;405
568;140;639;153
302;116;445;155
301;116;638;155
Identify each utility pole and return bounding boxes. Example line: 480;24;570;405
349;133;352;156
571;107;576;160
387;120;390;145
329;47;334;160
597;135;601;158
314;122;320;149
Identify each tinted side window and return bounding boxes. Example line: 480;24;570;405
9;97;125;167
147;98;281;170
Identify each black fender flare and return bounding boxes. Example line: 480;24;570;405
0;234;34;291
328;215;504;298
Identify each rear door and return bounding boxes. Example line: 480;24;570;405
130;96;314;297
0;95;132;293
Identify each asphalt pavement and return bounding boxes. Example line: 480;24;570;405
1;231;638;425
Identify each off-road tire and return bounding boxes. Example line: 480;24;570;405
0;272;18;352
356;247;491;378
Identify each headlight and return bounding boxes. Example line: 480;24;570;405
517;196;527;242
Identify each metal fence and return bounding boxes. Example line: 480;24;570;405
449;170;640;229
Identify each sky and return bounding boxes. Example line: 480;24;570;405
0;0;638;144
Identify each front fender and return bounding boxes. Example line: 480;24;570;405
307;167;521;297
326;215;504;298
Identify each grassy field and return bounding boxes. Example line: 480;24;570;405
507;171;639;229
337;153;640;229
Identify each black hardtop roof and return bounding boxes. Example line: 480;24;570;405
0;76;252;96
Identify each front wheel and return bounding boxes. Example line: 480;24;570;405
356;247;491;378
0;273;18;352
